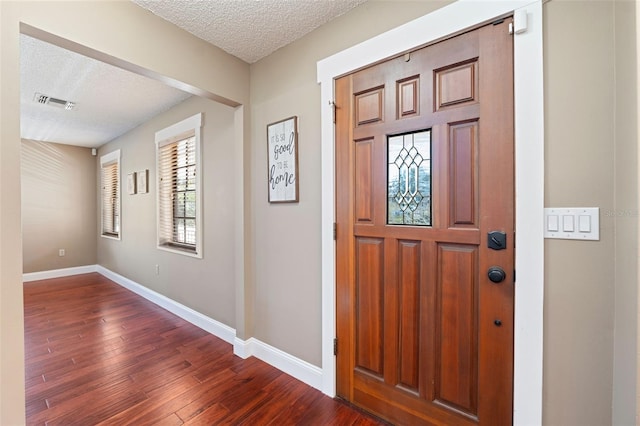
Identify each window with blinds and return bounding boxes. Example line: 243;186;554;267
155;113;202;258
100;150;121;239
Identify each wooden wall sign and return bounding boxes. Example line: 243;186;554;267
267;116;299;203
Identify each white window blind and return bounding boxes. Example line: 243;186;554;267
155;113;202;258
158;135;196;250
100;150;120;239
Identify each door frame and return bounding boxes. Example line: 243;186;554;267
317;1;544;424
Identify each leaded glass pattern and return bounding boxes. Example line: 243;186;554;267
387;131;431;225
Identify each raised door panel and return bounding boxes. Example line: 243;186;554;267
435;60;479;110
436;244;478;418
396;240;421;393
356;88;384;126
355;237;385;377
449;121;479;227
355;139;374;223
397;76;420;119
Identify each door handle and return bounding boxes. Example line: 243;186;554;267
487;266;506;283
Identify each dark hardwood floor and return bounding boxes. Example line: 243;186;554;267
24;273;387;425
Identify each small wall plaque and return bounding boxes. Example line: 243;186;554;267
137;169;149;194
127;172;137;195
267;116;298;203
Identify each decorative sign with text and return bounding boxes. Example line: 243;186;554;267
267;116;299;203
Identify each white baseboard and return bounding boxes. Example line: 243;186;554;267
23;265;98;282
234;337;323;392
96;266;236;345
100;266;323;391
233;336;254;359
23;264;325;393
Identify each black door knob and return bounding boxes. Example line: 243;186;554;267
488;266;506;283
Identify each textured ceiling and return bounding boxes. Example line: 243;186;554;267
131;0;368;63
20;34;192;148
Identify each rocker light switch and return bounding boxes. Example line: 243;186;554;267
578;215;591;233
562;215;574;232
544;208;599;241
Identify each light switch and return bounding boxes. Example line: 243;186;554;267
578;215;591;232
544;207;599;240
562;215;574;232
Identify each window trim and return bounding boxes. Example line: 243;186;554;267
155;113;203;258
100;149;121;240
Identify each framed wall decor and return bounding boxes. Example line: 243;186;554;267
127;172;137;195
137;169;149;194
267;116;299;203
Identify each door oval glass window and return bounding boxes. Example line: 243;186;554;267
387;130;431;225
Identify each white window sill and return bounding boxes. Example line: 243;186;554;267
157;244;202;259
101;233;121;241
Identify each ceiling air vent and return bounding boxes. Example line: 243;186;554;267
33;93;76;110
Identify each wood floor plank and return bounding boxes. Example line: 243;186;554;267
183;402;231;425
24;273;387;425
233;373;309;424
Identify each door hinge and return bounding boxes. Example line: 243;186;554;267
333;338;338;356
329;100;337;124
333;222;337;240
513;269;516;282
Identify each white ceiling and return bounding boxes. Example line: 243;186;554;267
20;0;367;148
20;34;193;148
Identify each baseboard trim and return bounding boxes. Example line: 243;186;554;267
234;337;323;391
23;265;98;282
23;264;325;393
233;337;254;359
96;266;236;345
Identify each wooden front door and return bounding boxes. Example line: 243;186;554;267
335;19;514;426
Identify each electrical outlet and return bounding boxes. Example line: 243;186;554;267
58;249;65;257
155;264;160;275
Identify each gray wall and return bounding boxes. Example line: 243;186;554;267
249;0;638;423
3;2;250;421
543;2;615;424
21;140;97;273
543;1;638;424
613;0;639;423
543;2;616;424
249;0;453;370
97;96;237;328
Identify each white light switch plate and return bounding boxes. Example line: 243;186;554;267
544;207;599;240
